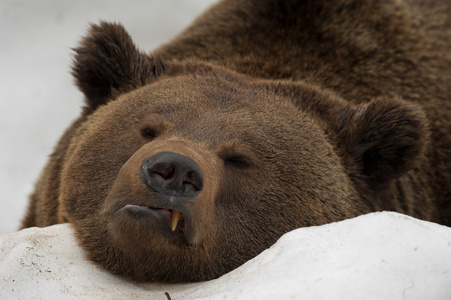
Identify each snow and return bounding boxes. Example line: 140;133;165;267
1;212;450;299
0;0;217;235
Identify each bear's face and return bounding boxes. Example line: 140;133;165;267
61;23;427;282
63;68;365;281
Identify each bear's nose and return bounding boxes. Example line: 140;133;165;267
141;152;204;198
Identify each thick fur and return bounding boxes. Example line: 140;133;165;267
22;0;450;282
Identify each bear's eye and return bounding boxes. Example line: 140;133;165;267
223;155;253;169
140;127;160;140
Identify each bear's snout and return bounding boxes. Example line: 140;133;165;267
141;151;204;199
102;139;221;248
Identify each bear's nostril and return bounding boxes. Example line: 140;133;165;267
141;152;204;198
152;164;175;180
182;170;203;192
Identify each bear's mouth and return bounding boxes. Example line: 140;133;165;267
116;204;189;236
151;207;187;234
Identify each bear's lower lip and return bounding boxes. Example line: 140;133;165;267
118;204;188;236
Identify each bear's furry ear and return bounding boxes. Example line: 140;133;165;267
72;21;165;113
337;97;428;183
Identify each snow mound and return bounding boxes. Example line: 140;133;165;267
1;212;450;299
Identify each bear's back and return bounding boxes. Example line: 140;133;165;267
156;0;451;104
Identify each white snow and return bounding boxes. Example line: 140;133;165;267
1;212;450;299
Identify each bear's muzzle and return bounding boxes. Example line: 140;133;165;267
102;137;221;247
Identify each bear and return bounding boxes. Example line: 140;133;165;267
21;0;451;282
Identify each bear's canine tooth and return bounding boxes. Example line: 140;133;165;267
171;210;181;231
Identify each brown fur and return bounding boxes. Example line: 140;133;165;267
22;0;451;282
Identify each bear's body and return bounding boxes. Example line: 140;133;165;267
22;0;451;282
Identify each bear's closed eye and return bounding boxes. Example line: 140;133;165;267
222;155;253;169
140;127;160;140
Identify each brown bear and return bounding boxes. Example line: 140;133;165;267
21;0;451;282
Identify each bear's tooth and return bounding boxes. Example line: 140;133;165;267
171;210;181;231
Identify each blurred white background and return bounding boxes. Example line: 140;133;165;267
0;0;217;234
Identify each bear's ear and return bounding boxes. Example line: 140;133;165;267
72;21;165;113
336;97;428;183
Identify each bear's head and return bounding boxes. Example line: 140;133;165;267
61;22;427;282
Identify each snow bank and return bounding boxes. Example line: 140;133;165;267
1;212;450;299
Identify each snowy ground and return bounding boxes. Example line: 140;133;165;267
0;0;217;234
1;212;450;299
